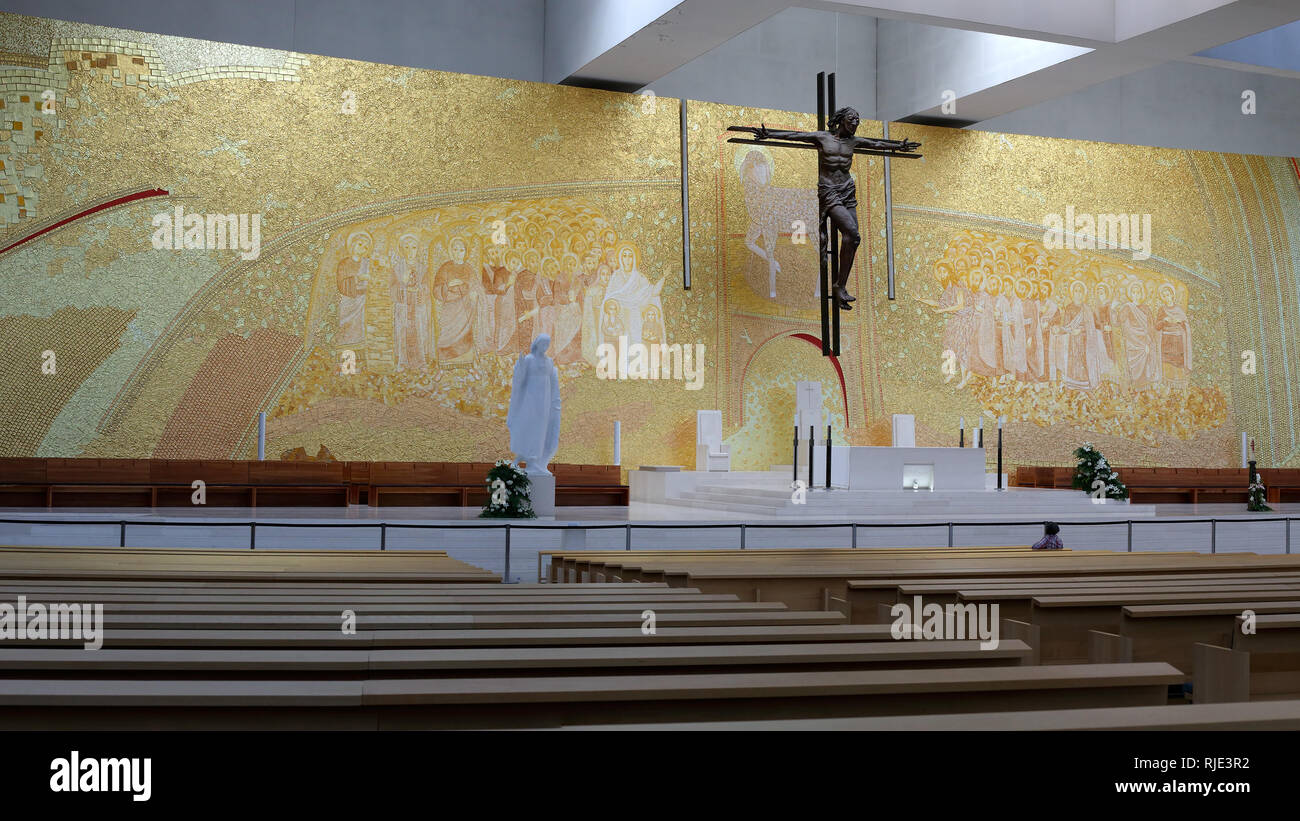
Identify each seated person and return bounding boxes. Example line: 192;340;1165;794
1031;522;1063;550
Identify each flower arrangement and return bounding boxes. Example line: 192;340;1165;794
1071;443;1129;500
479;459;535;519
1248;474;1271;512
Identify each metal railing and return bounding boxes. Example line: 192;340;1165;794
0;514;1295;583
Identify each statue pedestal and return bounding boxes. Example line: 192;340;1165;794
528;473;556;518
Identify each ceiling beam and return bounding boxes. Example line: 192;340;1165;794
882;0;1300;123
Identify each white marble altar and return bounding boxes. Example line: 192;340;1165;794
847;446;986;491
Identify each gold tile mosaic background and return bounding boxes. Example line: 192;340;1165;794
2;11;1298;473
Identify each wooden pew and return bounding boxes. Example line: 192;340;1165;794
959;579;1300;622
0;623;906;649
30;603;795;627
366;461;464;507
1033;587;1300;662
0;541;1230;729
845;555;1300;621
550;464;628;506
0;546;500;583
1120;601;1300;676
0;639;1034;678
558;550;1300;616
567;699;1300;730
1007;463;1300;505
1192;643;1251;703
0;662;1184;729
0;579;681;594
855;571;1300;622
677;555;1292;615
545;546;1046;584
0;457;628;508
1;610;848;633
553;549;1061;610
1232;614;1300;699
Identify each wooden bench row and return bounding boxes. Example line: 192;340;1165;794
0;640;1035;676
546;548;1269;612
0;457;627;508
544;545;1055;584
558;548;1300;708
5;544;1294;728
842;565;1300;701
1088;608;1300;703
1013;464;1300;504
0;545;500;583
567;699;1300;730
0;663;1184;729
869;593;1299;706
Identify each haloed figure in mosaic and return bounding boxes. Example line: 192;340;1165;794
335;231;373;344
755;107;920;310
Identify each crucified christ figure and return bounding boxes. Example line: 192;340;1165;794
755;108;919;310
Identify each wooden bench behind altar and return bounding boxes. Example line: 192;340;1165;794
0;458;627;508
1012;465;1300;504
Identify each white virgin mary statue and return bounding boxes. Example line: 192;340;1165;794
507;334;562;475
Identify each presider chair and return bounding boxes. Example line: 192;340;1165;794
695;410;731;472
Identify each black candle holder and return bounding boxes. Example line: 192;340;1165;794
996;427;1004;491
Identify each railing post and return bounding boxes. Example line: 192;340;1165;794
740;524;746;550
851;523;857;549
947;522;954;548
503;523;511;583
250;522;256;550
1210;518;1216;554
1127;520;1132;553
380;523;386;551
625;523;632;551
119;521;126;548
1288;518;1292;555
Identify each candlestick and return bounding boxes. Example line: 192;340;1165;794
996;423;1004;491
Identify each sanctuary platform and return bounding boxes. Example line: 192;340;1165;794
630;466;1155;520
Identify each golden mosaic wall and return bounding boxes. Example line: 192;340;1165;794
691;104;1299;471
2;10;1298;474
0;11;691;470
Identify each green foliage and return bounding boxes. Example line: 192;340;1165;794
1248;474;1272;512
479;460;536;519
1071;443;1129;500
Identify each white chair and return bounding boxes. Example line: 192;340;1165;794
695;410;731;472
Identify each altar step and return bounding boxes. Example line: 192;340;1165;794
665;482;1153;519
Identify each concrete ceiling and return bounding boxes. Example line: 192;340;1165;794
546;0;1300;124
